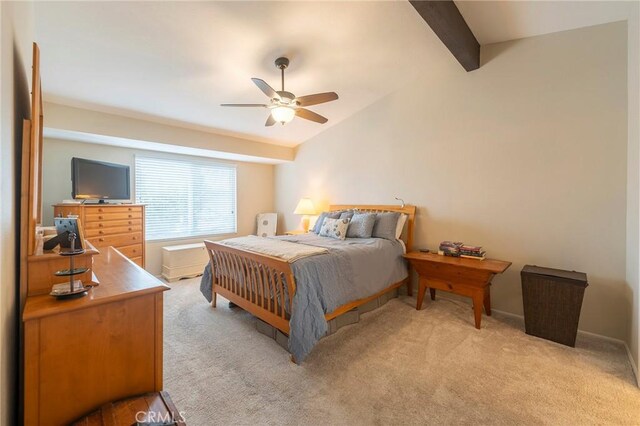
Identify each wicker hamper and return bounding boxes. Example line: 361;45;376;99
521;265;588;347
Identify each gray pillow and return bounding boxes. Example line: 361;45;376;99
339;210;355;220
346;213;376;238
372;212;401;240
312;211;341;233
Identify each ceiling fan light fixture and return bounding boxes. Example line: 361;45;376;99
271;106;295;124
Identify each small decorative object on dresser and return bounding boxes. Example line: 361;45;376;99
53;203;146;268
51;232;91;299
404;251;511;329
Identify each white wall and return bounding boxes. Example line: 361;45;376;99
0;1;33;424
626;2;640;379
275;22;629;342
43;138;274;276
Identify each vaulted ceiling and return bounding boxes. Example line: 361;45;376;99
35;1;634;148
35;1;442;147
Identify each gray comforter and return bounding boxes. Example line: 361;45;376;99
200;234;408;362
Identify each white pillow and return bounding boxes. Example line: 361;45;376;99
395;214;407;239
319;217;350;240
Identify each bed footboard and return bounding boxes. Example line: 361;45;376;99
204;241;296;334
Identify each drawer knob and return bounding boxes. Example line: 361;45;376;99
132;249;137;253
99;230;104;235
98;224;103;228
98;216;103;220
128;221;132;224
99;238;104;242
128;207;132;211
128;214;132;218
133;236;137;240
98;208;103;212
128;227;132;231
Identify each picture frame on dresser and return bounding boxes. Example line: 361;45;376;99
53;217;85;250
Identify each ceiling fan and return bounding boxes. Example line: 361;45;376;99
221;57;339;126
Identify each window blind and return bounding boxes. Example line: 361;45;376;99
135;156;237;241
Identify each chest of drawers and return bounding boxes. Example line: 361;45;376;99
53;204;146;268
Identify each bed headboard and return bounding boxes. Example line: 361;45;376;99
329;204;417;252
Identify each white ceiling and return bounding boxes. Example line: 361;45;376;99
35;1;443;147
456;0;636;45
35;1;634;148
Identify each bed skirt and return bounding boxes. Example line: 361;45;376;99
253;287;399;352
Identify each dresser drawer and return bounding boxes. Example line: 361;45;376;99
84;218;142;229
84;205;142;214
117;244;143;259
131;256;144;267
85;224;143;238
87;232;143;247
85;211;143;222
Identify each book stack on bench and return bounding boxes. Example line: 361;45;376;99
438;242;486;260
460;244;486;260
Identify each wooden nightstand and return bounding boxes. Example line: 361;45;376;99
284;230;308;235
403;252;511;329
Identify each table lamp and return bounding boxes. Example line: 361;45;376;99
293;197;316;233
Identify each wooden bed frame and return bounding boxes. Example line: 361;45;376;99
204;204;416;338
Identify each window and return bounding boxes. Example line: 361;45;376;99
135;156;237;241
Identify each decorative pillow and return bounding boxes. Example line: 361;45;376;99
372;212;401;240
319;217;350;240
346;213;376;238
312;211;341;234
395;214;408;239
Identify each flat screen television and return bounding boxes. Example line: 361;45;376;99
71;157;130;202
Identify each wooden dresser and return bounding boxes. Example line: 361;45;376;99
23;247;169;426
53;204;145;268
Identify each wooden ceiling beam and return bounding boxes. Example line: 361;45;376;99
409;0;480;72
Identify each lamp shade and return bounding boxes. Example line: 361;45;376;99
293;197;316;215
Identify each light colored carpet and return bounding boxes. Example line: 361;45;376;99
164;278;640;425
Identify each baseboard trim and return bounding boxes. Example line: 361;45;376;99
623;342;639;387
491;307;639;387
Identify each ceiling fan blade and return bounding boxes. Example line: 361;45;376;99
296;92;339;107
251;78;280;100
220;103;267;107
265;114;276;127
295;108;328;124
